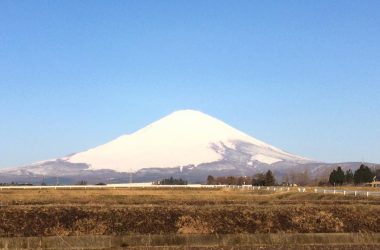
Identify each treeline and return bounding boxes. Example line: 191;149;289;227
329;164;376;186
206;164;379;187
160;177;188;185
207;170;276;186
251;170;276;186
0;182;33;186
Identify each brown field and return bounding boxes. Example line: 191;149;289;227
0;187;379;249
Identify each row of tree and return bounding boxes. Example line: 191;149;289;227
207;175;251;185
207;170;276;186
329;164;376;185
206;164;378;187
160;177;188;185
251;170;276;186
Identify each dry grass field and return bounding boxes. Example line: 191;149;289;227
0;187;379;249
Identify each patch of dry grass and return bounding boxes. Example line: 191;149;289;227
0;188;378;206
0;188;379;237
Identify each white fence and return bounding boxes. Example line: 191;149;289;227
220;185;380;197
313;188;380;197
0;184;225;190
0;184;379;197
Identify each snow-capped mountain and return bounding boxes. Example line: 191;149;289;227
66;109;309;172
1;109;367;184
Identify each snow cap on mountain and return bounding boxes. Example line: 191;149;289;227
67;109;308;172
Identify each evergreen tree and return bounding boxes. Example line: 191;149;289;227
265;170;276;186
207;175;215;185
345;169;354;184
329;169;337;186
161;176;187;185
252;173;266;186
329;167;345;185
335;167;345;185
354;164;375;184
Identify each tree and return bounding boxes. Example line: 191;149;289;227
298;170;311;186
354;164;375;184
329;167;345;186
215;176;227;185
207;175;215;185
345;169;354;184
335;167;345;185
237;176;245;185
329;169;337;186
265;170;276;186
375;168;380;179
252;173;266;186
161;177;187;185
226;176;235;185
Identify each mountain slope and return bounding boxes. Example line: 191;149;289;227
65;110;309;172
0;109;327;184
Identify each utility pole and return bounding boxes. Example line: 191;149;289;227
129;173;133;184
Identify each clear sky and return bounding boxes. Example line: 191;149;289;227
1;0;379;167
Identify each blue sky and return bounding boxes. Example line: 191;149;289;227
0;0;379;167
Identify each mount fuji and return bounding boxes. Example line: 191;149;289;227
67;110;310;171
0;110;368;184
